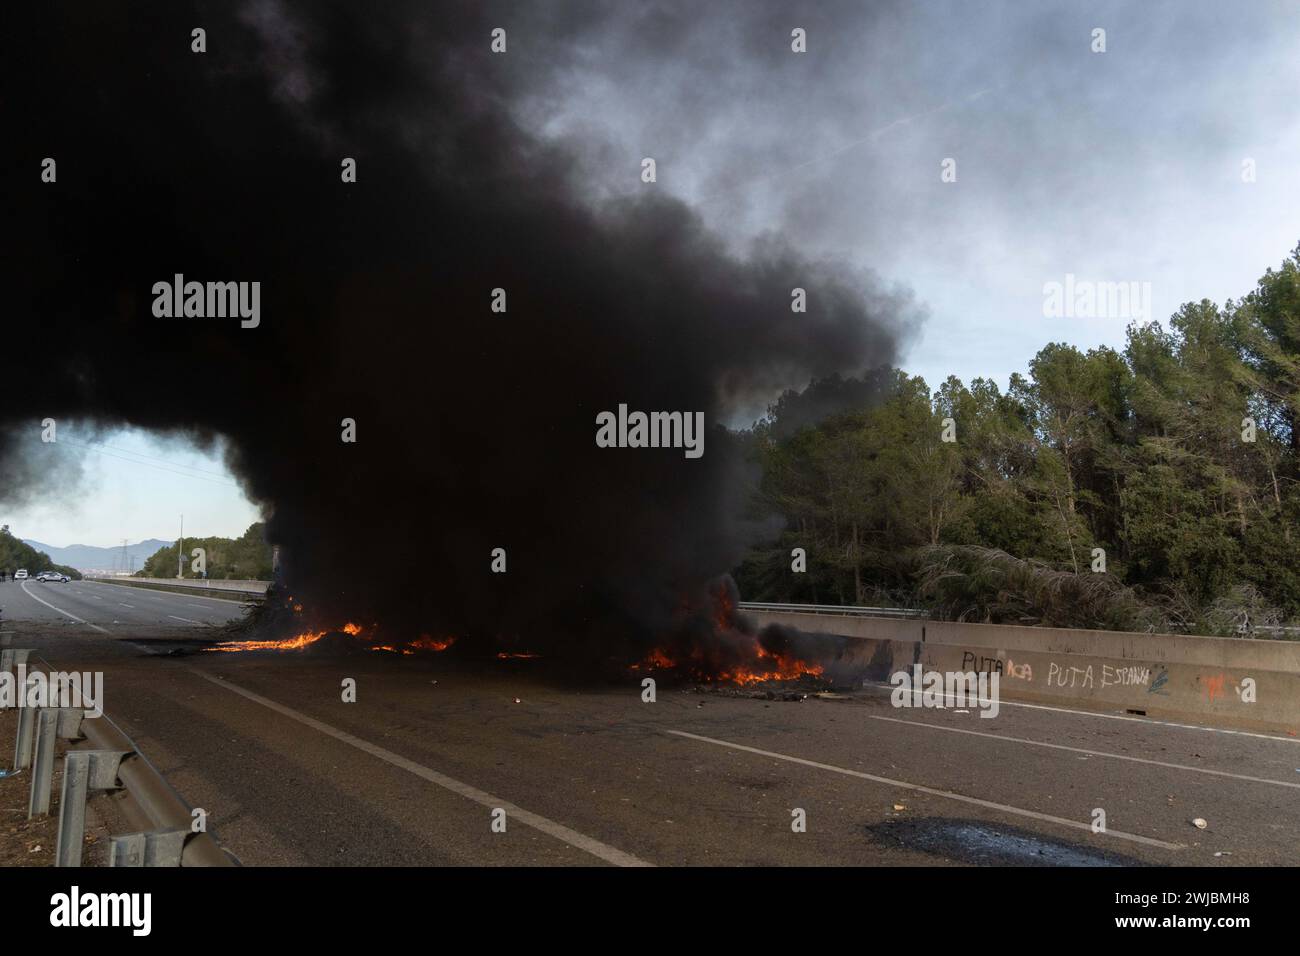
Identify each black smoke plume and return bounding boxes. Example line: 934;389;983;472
6;2;917;662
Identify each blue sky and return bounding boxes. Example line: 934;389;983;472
4;427;261;548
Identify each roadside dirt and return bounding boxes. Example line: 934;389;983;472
0;704;111;867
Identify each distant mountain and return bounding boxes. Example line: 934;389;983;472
23;538;173;572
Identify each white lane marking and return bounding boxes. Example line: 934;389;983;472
192;670;652;867
867;714;1300;790
118;603;135;609
83;580;251;606
168;615;204;625
83;583;167;599
667;729;1182;852
19;581;109;634
187;604;210;610
860;682;1300;744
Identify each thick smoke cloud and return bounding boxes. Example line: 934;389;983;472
7;1;918;658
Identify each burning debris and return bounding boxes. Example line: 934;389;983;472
207;630;328;653
207;616;458;658
413;636;456;652
627;577;849;688
632;644;825;687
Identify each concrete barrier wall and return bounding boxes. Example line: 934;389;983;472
748;610;1300;734
83;578;264;602
85;576;269;594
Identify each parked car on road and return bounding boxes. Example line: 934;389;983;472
14;569;28;580
36;571;70;583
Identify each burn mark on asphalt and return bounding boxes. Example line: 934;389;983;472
864;817;1148;867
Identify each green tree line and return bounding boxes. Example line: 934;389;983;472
736;244;1300;636
140;522;272;580
0;525;82;580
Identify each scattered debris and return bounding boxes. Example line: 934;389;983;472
512;697;521;704
893;804;907;812
692;674;826;702
1192;818;1208;829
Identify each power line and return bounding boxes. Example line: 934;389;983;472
52;438;245;489
66;437;235;478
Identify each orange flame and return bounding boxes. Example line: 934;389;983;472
630;642;823;686
412;634;456;652
629;648;677;671
371;634;457;654
718;647;824;685
208;629;328;653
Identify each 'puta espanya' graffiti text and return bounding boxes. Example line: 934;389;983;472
1047;661;1151;690
960;652;1153;689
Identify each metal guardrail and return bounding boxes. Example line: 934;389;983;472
76;704;235;866
3;643;235;867
1250;625;1300;638
738;601;927;619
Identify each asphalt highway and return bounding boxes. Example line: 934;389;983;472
1;578;246;631
2;579;1297;866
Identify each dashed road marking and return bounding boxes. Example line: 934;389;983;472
192;670;653;867
860;681;1299;744
19;581;109;634
867;714;1300;789
667;729;1182;851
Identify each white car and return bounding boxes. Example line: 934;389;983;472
37;571;70;583
14;569;28;581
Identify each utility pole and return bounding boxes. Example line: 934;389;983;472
177;514;184;579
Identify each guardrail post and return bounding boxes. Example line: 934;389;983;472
110;828;188;867
1;648;31;673
9;658;40;769
56;708;85;740
55;750;128;867
27;710;58;817
13;706;36;770
27;707;82;817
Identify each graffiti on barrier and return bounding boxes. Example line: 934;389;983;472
1147;667;1169;695
1204;673;1227;703
960;652;1003;675
1100;663;1150;688
1046;661;1093;689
